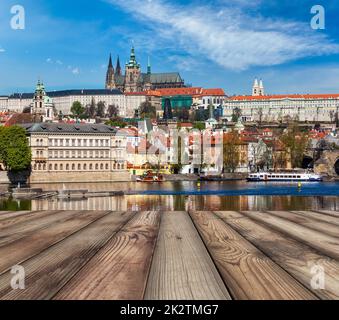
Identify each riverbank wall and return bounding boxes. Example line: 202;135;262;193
0;171;30;185
28;171;132;184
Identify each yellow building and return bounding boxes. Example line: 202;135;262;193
22;123;130;183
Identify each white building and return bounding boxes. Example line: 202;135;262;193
22;122;129;183
224;79;339;123
192;88;227;109
224;94;339;123
1;88;147;118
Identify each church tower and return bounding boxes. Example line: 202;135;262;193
259;79;265;96
124;47;142;93
31;80;54;122
105;54;115;90
252;78;264;96
115;55;122;76
252;78;260;96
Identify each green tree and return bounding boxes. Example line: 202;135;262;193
0;126;31;172
107;104;119;119
97;101;106;118
232;107;242;122
223;131;241;173
71;101;85;119
139;101;156;119
105;118;127;128
193;122;206;131
280;122;309;168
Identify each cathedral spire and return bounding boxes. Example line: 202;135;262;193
147;56;151;75
106;53;115;90
126;46;140;68
108;53;113;69
115;55;122;76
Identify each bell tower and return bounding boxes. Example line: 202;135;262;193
124;46;141;93
105;54;115;90
252;78;260;96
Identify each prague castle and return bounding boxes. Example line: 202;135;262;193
105;47;185;92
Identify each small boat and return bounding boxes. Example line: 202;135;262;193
247;172;323;182
136;171;164;182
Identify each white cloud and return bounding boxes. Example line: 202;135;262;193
107;0;339;71
0;48;5;53
46;58;53;63
72;67;80;75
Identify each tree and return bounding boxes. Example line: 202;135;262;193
139;101;156;119
163;99;173;120
97;101;106;118
0;126;31;172
258;107;263;125
107;105;119;119
193;109;208;122
87;98;97;118
223;131;241;173
280;122;309;168
105;118;127;128
71;101;85;119
170;135;188;174
193;122;205;131
232;107;242;122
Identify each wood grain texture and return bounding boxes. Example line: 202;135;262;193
0;210;83;247
189;211;316;300
0;210;110;274
0;211;133;300
0;211;32;223
263;211;339;238
215;211;339;300
0;211;61;230
54;211;160;300
145;211;231;300
241;211;339;261
311;210;339;219
292;211;339;227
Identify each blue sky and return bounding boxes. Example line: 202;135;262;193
1;0;339;95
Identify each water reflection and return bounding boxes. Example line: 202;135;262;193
0;181;338;211
1;195;337;212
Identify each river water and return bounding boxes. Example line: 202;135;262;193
1;181;338;211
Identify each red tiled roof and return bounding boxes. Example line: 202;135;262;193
156;87;203;96
4;113;34;126
201;88;226;96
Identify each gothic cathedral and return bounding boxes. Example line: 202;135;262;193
105;47;185;93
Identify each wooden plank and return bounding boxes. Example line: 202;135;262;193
189;211;316;300
313;210;339;218
215;211;339;300
145;211;231;300
0;210;111;274
0;211;134;300
54;211;160;300
263;211;339;238
0;210;84;247
0;211;19;218
241;211;339;261
0;211;32;223
0;211;61;230
293;210;339;226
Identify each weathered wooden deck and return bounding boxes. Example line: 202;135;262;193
0;210;338;300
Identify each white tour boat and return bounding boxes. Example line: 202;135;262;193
247;172;323;182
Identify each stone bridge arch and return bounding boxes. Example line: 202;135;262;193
314;151;339;176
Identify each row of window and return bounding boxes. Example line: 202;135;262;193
202;98;223;105
33;162;125;171
35;150;124;159
46;150;110;159
35;138;124;148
